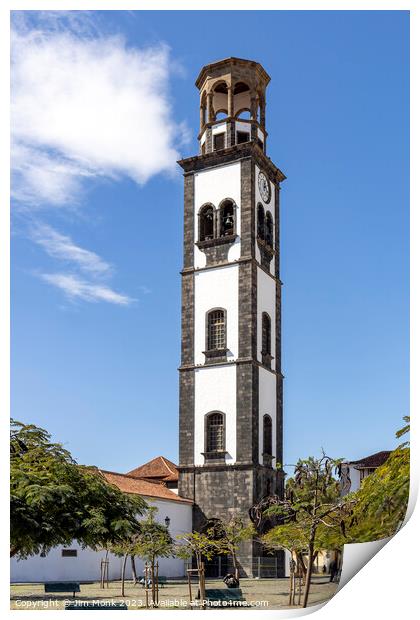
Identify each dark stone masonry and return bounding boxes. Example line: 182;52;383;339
177;58;286;578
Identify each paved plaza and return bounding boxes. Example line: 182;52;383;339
11;576;338;610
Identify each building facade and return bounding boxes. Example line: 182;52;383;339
11;459;192;583
177;58;286;576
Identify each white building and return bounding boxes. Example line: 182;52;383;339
11;457;192;583
339;451;391;495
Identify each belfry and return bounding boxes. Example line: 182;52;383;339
177;58;286;576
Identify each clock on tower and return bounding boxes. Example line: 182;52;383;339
177;58;286;577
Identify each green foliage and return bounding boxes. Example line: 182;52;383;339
208;515;255;554
263;454;351;554
176;530;219;563
396;416;410;447
111;508;174;561
10;419;147;559
346;447;409;542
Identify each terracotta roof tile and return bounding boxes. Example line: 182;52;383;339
127;456;179;483
100;470;191;504
349;451;392;469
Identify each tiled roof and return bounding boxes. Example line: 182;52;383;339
349;451;392;469
100;470;191;504
127;456;179;483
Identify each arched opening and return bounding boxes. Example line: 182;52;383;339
207;308;226;351
206;412;225;453
215;110;228;121
257;204;265;240
233;82;250;95
265;212;273;248
263;415;273;456
214;82;228;94
261;312;272;366
219;200;235;237
199;204;215;242
236;108;251;120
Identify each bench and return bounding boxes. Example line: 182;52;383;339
196;588;247;608
65;602;127;610
138;576;167;588
44;582;80;598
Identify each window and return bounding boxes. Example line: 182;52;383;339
62;549;77;557
237;131;249;144
213;133;225;151
257;204;265;240
206;413;225;453
220;200;235;237
199;205;215;241
265;212;273;248
262;312;271;358
208;309;226;351
263;415;273;456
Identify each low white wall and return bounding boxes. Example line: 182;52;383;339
11;497;192;583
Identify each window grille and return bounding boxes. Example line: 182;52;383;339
207;413;224;452
208;310;226;350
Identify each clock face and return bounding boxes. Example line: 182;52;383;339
258;171;271;203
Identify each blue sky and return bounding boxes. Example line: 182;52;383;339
11;10;409;474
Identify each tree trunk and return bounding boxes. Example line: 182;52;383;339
151;555;156;606
232;550;239;583
302;539;315;608
121;554;128;597
130;555;137;584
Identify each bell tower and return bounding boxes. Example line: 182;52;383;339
178;58;285;576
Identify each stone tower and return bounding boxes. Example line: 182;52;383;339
177;58;285;576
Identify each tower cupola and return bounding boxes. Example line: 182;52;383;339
196;57;270;156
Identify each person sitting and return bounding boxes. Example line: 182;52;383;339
223;573;240;588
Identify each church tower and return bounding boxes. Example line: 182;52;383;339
178;58;285;576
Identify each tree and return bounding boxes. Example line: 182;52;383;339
10;419;147;558
346;417;410;542
263;453;353;608
207;516;255;582
176;530;220;605
110;508;174;600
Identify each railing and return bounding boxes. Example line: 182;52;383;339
184;556;282;579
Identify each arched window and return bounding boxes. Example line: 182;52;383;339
257;204;265;240
265;212;273;248
207;309;226;351
220;200;235;237
206;412;225;453
262;312;271;358
199;205;215;241
263;415;273;455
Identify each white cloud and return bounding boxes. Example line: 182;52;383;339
11;24;185;207
40;273;134;306
31;223;112;277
